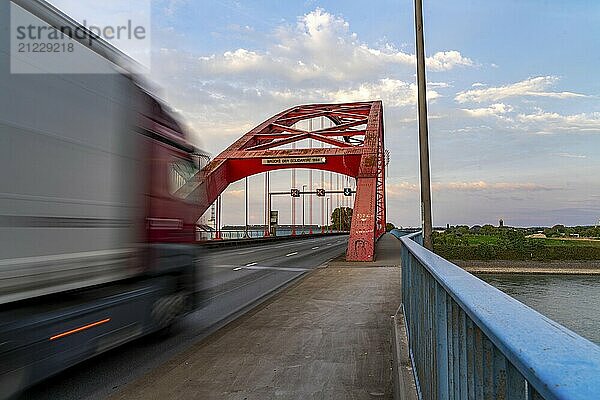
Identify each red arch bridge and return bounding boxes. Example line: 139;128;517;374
181;101;386;261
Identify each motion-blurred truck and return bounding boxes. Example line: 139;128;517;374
0;0;207;396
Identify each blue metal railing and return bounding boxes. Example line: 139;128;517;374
390;228;423;244
399;231;600;400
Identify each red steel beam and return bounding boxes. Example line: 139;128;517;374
311;119;368;134
252;130;366;140
183;101;386;261
245;132;311;151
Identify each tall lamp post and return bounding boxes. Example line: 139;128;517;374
326;198;330;234
414;0;433;250
302;184;307;234
244;177;249;238
215;195;222;240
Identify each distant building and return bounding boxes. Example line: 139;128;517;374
499;219;504;227
527;233;546;239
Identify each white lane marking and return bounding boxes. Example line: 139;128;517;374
312;246;319;250
244;265;309;272
236;249;260;255
285;252;298;257
245;262;257;266
231;265;308;272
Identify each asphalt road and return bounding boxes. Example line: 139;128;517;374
19;235;348;400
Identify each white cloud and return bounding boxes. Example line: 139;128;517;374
455;76;587;103
268;78;440;108
428;81;452;88
462;103;513;118
150;8;473;149
327;78;440;107
148;7;475;153
206;48;265;72
224;189;245;198
444;125;494;135
433;181;553;192
386;180;552;196
454;105;600;136
516;110;600;133
552;153;587;159
426;51;474;71
163;0;186;16
194;8;473;82
386;182;419;198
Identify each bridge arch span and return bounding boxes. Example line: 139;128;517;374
185;101;386;261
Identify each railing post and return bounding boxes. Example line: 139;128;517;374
482;336;494;399
435;283;448;400
527;385;544;400
459;309;468;399
474;326;484;399
493;347;507;399
506;363;526;399
466;318;475;399
450;301;459;399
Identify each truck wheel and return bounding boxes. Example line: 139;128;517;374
151;292;186;330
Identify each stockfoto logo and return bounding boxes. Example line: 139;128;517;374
10;1;151;74
15;19;147;47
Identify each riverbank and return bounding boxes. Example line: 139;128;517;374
433;228;600;262
453;260;600;275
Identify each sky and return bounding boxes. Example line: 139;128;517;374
50;0;600;228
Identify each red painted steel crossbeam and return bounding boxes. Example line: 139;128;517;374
183;101;386;261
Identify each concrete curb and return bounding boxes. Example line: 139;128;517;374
391;304;419;400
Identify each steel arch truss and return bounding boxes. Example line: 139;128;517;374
187;101;386;261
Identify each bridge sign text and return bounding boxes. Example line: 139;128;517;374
262;157;326;165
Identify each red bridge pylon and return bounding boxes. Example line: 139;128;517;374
185;101;386;261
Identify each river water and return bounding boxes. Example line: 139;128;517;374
477;273;600;345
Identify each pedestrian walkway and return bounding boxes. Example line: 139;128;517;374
111;234;403;400
329;233;405;267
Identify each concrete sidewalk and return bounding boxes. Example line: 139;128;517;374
329;233;404;267
110;235;404;400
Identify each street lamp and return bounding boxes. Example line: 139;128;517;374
302;184;307;234
244;177;249;238
414;0;433;249
326;197;330;234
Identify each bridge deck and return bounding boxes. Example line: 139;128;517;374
110;235;402;400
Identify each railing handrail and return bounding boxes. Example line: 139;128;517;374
400;235;600;400
403;231;422;240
